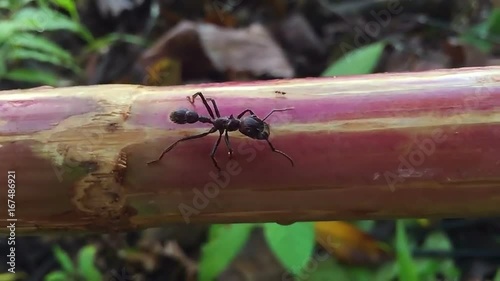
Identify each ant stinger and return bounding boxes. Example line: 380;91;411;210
147;92;294;172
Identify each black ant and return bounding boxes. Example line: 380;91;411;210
147;92;294;172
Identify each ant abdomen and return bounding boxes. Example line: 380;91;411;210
170;108;199;124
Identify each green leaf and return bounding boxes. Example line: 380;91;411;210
439;260;460;281
82;33;145;54
422;231;452;250
52;245;75;273
486;8;500;35
6;48;79;72
0;0;34;10
0;56;6;77
207;223;245;241
414;259;441;281
0;271;27;281
12;7;93;41
44;271;70;281
374;262;399;281
417;231;459;281
460;21;493;53
36;0;49;8
494;269;500;281
199;223;254;281
263;222;315;275
0;22;20;43
77;245;103;281
459;8;500;53
301;257;350;281
395;220;418;281
321;41;386;77
0;0;10;9
345;267;372;281
3;68;58;85
7;33;73;61
49;0;78;21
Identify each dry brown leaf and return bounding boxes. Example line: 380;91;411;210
197;22;294;78
315;221;392;266
139;21;215;80
138;20;293;81
274;13;326;56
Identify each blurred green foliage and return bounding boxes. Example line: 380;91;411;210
321;41;387;77
0;0;143;86
44;245;102;281
460;8;500;53
199;224;255;281
263;222;315;275
199;222;315;281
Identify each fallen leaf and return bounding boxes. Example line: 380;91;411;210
139;21;215;80
197;22;294;78
274;13;326;56
138;20;294;81
314;221;393;266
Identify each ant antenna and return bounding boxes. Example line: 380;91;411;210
262;107;294;121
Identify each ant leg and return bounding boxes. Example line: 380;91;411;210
147;127;217;165
224;130;233;159
265;139;294;167
206;98;221;117
237;109;256;119
210;131;223;172
262;108;294;121
187;92;215;119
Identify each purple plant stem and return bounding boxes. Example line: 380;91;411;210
1;66;500;233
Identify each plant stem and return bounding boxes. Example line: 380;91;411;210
1;66;500;233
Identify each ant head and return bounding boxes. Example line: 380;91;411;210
239;116;270;140
170;108;198;124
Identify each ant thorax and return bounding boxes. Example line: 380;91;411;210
226;116;240;131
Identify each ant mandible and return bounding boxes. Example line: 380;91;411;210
147;92;295;172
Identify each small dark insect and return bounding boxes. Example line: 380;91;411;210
147;92;294;172
275;91;286;95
